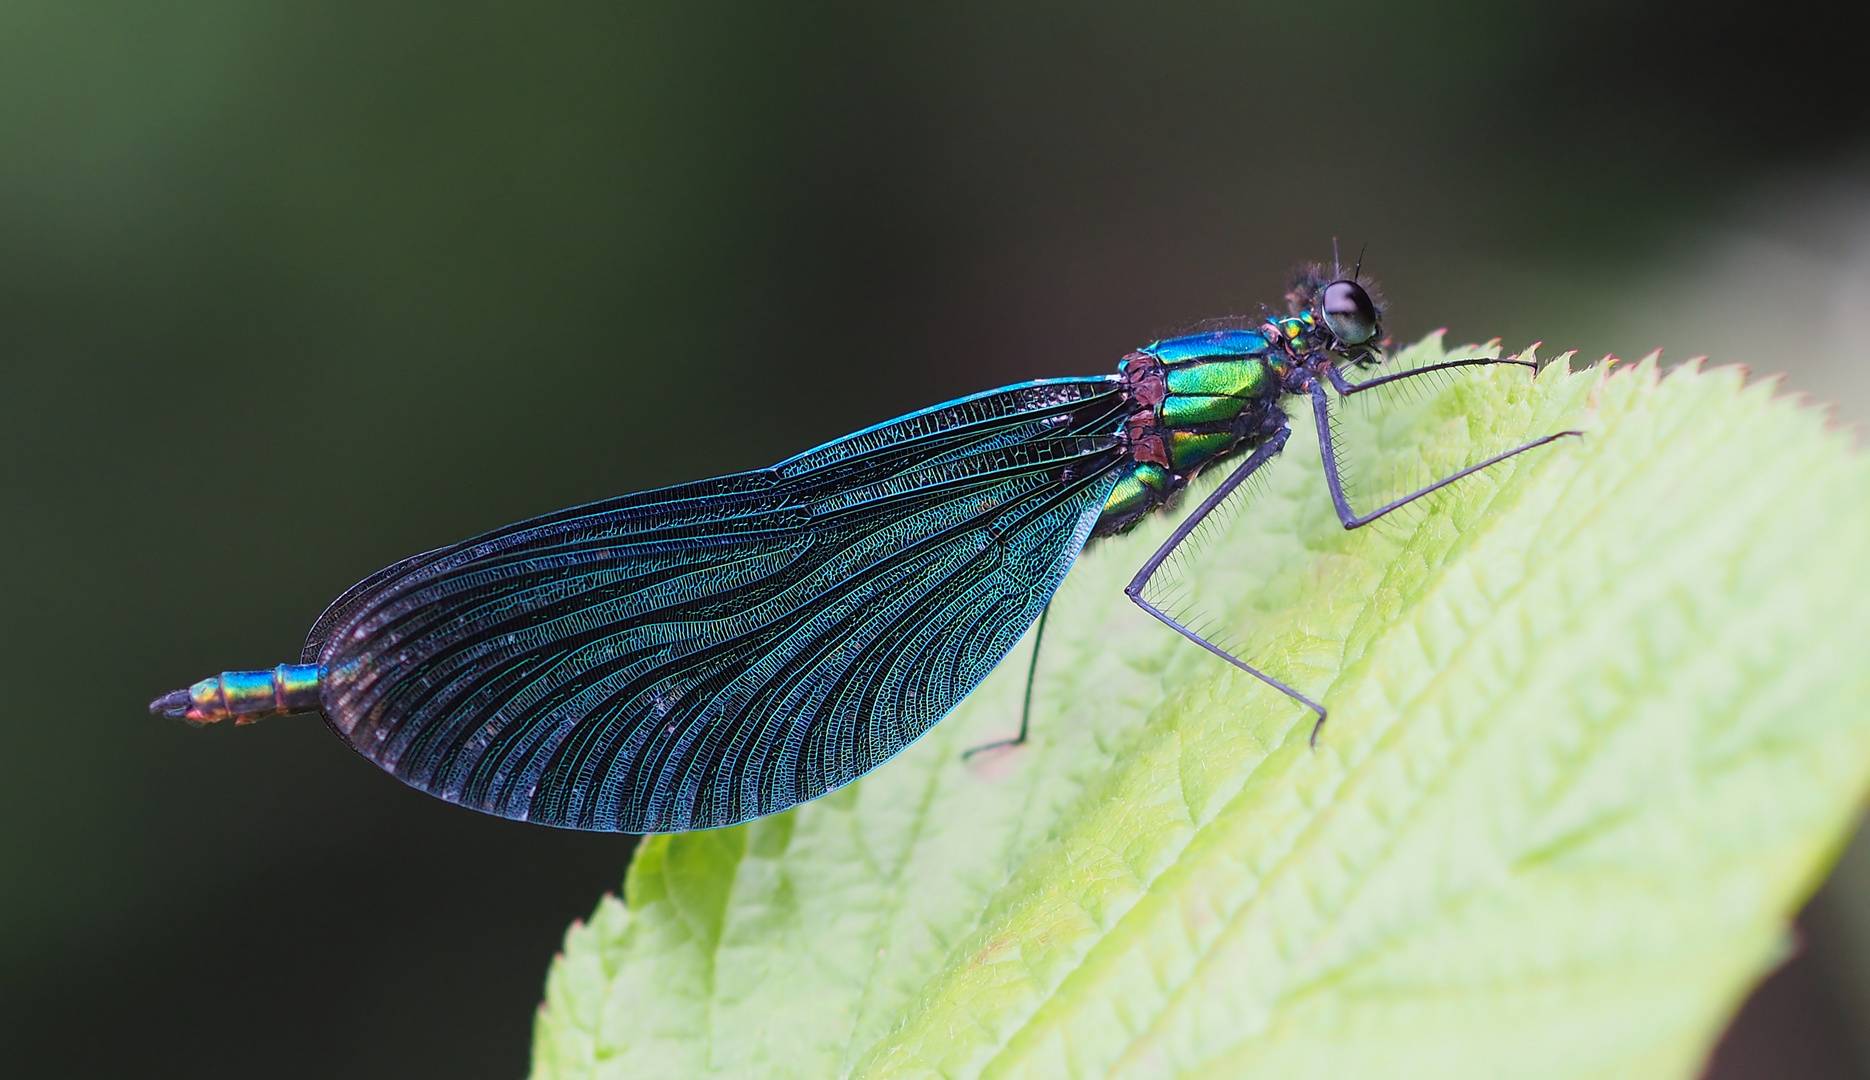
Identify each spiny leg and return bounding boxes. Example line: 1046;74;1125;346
1309;380;1581;529
1122;426;1330;748
963;602;1052;758
1323;354;1535;397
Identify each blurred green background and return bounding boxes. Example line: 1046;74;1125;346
4;2;1868;1076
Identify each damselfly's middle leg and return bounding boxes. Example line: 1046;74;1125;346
1121;427;1331;746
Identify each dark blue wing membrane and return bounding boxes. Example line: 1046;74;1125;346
311;377;1129;832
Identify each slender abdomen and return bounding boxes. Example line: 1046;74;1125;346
149;663;322;724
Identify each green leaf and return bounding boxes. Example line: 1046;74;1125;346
530;338;1870;1080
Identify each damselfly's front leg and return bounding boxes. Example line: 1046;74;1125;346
1322;354;1535;397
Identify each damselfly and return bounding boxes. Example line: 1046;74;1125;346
151;261;1579;832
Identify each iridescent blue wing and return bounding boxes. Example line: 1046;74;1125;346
311;377;1129;832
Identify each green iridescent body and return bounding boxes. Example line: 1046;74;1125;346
1094;314;1319;536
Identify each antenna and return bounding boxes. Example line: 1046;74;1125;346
1332;237;1342;279
1353;241;1368;279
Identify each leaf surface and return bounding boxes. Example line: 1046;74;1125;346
531;339;1870;1080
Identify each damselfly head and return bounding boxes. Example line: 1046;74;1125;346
1319;279;1380;347
1285;261;1384;361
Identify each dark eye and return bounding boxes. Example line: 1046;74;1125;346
1320;280;1378;345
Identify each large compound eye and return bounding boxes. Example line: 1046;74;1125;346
1320;280;1378;345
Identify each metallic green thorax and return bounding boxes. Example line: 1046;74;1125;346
1093;324;1298;536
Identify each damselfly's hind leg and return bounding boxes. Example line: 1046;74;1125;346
1309;378;1582;529
1122;425;1330;747
963;603;1052;759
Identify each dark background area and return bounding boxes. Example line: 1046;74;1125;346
4;2;1868;1076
